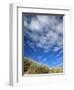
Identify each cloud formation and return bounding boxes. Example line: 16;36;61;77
24;14;63;67
24;15;63;51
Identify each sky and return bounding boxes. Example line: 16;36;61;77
23;14;63;68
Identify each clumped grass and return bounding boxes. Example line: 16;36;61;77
24;58;63;74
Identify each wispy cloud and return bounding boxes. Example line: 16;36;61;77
24;14;63;67
24;15;63;51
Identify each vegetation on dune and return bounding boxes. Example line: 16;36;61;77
24;58;63;74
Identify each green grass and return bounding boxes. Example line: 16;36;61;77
24;58;63;74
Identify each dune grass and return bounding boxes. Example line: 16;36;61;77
24;58;63;74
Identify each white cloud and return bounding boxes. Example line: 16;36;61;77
55;23;63;34
24;15;63;53
56;50;63;57
37;15;49;25
24;20;28;28
29;18;41;31
53;47;60;52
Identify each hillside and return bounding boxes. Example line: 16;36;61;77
24;58;63;74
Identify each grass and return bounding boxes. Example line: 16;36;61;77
24;57;63;74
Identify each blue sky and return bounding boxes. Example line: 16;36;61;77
23;14;63;68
